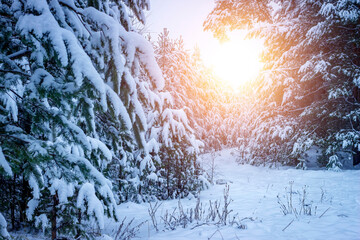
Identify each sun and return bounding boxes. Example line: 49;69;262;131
207;31;264;89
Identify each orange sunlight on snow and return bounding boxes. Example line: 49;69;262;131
207;31;264;89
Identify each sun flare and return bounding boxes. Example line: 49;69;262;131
207;31;264;88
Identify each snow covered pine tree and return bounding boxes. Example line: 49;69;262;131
141;28;207;200
0;0;204;239
154;28;229;152
205;0;360;169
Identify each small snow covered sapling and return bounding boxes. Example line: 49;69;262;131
205;152;219;184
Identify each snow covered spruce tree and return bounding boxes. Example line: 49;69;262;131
0;0;176;238
139;28;207;199
205;0;360;168
154;28;227;152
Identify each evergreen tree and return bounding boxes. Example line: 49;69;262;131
205;0;360;168
154;28;229;152
144;29;207;199
0;0;164;238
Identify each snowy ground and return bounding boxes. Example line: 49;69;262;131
12;148;360;239
101;148;360;240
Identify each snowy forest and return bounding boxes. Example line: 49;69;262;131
0;0;359;239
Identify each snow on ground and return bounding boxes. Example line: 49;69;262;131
101;148;360;240
11;148;360;239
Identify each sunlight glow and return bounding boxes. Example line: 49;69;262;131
206;31;264;89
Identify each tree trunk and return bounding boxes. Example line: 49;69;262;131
11;174;16;230
353;149;360;166
75;209;82;239
166;157;170;198
20;174;27;223
51;193;59;240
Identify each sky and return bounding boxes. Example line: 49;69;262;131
145;0;217;63
145;0;265;87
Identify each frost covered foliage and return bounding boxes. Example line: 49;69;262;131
139;29;209;199
153;28;230;152
0;0;179;238
205;0;360;168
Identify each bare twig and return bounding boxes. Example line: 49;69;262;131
208;229;224;240
194;197;201;221
114;217;145;240
221;184;233;225
148;201;162;232
282;219;294;232
7;49;30;59
0;68;30;77
319;207;330;218
190;222;210;230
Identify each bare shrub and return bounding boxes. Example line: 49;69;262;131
221;184;233;225
148;184;250;232
277;181;318;218
114;217;145;240
148;201;162;232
